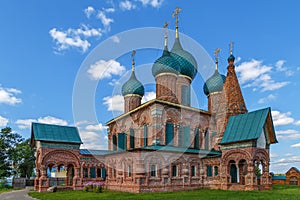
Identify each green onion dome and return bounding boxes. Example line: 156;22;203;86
227;54;235;62
171;38;198;80
152;48;180;77
121;71;145;97
203;69;226;96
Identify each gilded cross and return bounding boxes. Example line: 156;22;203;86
131;50;136;72
163;22;169;47
172;7;182;38
172;7;182;27
214;48;221;63
229;41;234;55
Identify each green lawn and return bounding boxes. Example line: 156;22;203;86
0;187;14;194
29;185;300;200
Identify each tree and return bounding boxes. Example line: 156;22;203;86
0;127;34;178
11;139;35;178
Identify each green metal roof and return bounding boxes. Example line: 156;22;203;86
121;71;145;97
140;145;221;156
220;107;274;144
80;149;111;155
31;122;82;144
203;69;226;95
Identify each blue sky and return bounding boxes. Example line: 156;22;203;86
1;0;300;173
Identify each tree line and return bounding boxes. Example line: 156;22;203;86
0;127;35;179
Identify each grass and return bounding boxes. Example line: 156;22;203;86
0;187;14;194
29;185;300;200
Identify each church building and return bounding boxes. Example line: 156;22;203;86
31;9;277;193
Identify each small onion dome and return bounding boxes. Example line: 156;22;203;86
121;71;145;97
171;38;198;80
227;54;235;62
203;69;226;96
152;49;180;77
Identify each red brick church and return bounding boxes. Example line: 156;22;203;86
31;9;277;193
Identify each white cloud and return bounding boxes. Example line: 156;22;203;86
258;94;276;104
97;11;114;27
104;8;115;13
275;60;294;76
84;6;95;18
0;87;22;105
272;110;294;126
108;79;121;86
138;0;164;8
79;130;106;150
276;129;300;140
103;95;124;112
16;116;68;129
76;122;108;150
276;129;299;135
142;91;156;103
49;25;101;52
120;0;136;11
295;120;300;126
291;143;300;148
235;59;289;91
86;123;107;132
270;153;279;158
50;29;88;52
87;59;125;80
37;116;68;126
0;116;9;127
111;35;120;43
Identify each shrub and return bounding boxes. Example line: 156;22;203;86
83;181;104;193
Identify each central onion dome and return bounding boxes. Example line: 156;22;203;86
122;69;145;97
170;37;197;80
152;47;180;77
203;69;226;96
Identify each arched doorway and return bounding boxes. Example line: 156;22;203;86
229;160;238;183
67;164;74;186
238;159;248;185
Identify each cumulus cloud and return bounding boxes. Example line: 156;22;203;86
97;11;114;27
295;120;300;126
87;59;125;80
16;116;68;129
111;35;120;43
84;6;95;18
139;0;164;8
86;123;107;131
235;59;289;91
49;25;101;52
142;91;156;103
120;0;136;11
103;95;124;112
76;122;108;150
291;143;300;148
275;60;294;76
0;116;9;127
258;94;276;104
276;129;300;140
271;110;294;126
0;87;22;105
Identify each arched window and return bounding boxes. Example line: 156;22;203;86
194;128;199;149
144;125;148;147
229;160;238;183
205;129;209;150
112;135;117;151
130;128;135;149
166;123;174;146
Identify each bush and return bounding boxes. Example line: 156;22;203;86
83;181;104;193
